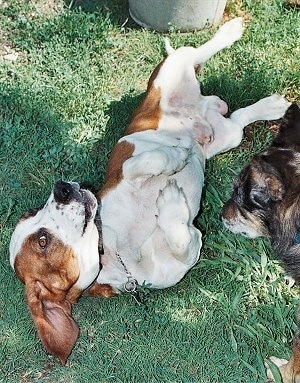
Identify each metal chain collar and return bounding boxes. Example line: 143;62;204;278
115;252;142;305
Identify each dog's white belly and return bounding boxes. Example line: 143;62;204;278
99;149;205;291
101;153;204;251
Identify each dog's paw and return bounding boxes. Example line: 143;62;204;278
267;94;291;119
156;179;189;224
157;179;186;210
215;17;244;48
156;179;197;257
257;94;291;121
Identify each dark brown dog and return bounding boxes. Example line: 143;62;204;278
221;103;300;383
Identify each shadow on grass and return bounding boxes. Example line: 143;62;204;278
2;0;137;54
65;0;137;29
0;84;90;214
0;80;144;204
65;0;130;19
201;66;281;113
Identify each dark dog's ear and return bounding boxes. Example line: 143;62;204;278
273;103;300;147
250;161;285;208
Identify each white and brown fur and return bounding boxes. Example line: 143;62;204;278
9;18;290;364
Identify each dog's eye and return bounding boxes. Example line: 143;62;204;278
250;189;268;208
38;235;47;249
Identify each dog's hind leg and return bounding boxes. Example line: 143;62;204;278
156;18;244;98
182;17;244;67
156;179;201;266
230;94;291;128
204;95;290;159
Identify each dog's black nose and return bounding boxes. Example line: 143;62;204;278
54;180;78;203
220;199;237;222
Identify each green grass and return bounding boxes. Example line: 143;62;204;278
0;0;299;382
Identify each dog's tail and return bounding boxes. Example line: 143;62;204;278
164;37;175;55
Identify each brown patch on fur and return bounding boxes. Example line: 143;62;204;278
125;59;164;135
146;60;165;91
84;281;116;298
14;233;81;364
292;339;300;379
97;140;135;199
15;233;80;288
125;85;162;135
98;60;164;197
66;285;84;304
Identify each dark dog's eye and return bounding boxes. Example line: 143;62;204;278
38;234;47;249
250;189;268;208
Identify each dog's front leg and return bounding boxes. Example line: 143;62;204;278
156;179;202;266
122;146;190;181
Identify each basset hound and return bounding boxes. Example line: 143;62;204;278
9;17;290;364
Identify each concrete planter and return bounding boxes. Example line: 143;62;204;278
128;0;227;32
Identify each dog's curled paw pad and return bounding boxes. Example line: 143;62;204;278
156;180;187;212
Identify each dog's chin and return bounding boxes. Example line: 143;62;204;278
222;218;261;239
238;230;260;239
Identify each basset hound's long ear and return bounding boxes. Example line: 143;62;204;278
25;280;79;365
